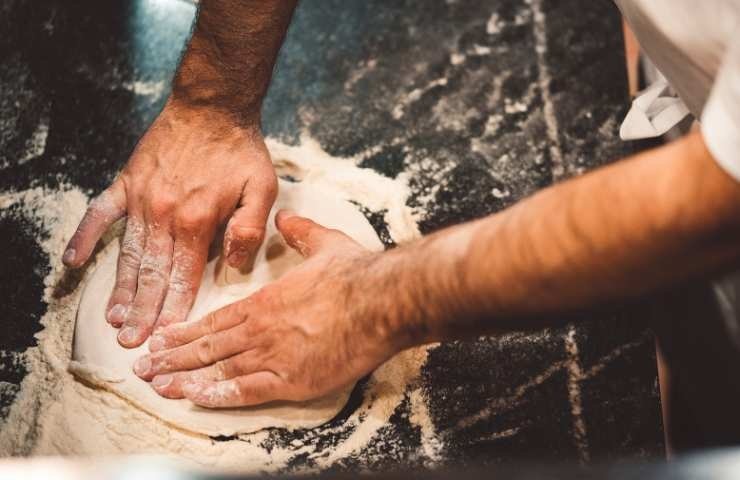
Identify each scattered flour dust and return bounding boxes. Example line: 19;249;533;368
0;136;440;473
267;135;420;244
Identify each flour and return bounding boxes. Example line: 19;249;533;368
0;136;440;473
267;135;421;244
122;80;166;99
17;116;49;166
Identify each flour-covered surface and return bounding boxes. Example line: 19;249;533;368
0;0;662;472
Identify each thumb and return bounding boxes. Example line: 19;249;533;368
275;210;355;258
64;180;126;267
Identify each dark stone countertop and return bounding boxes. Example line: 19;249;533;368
0;0;663;469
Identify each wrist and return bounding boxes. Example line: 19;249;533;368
352;241;456;354
343;251;422;358
169;0;297;131
160;97;262;139
370;221;484;348
171;46;265;128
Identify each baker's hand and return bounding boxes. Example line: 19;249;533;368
62;99;278;348
132;210;399;407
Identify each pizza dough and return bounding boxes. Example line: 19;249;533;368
70;180;384;437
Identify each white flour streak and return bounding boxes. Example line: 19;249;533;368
268;135;421;244
409;387;444;466
529;0;565;180
123;80;166;99
454;359;568;431
392;77;449;120
564;326;590;464
18;117;49;165
486;12;503;35
584;331;652;379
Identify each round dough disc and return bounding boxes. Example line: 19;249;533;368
71;180;384;437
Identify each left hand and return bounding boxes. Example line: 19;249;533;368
62;100;278;348
132;210;400;407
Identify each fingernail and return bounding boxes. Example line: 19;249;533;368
227;250;246;267
228;250;257;271
107;304;127;325
133;356;151;377
62;248;76;265
280;209;297;219
149;334;165;352
152;374;172;389
118;326;138;345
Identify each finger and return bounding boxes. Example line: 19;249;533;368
149;371;199;399
149;350;262;399
155;202;217;330
134;318;251;380
154;240;208;331
182;372;282;408
63;181;126;267
118;232;174;348
275;209;356;258
223;176;277;270
106;218;145;327
148;301;245;352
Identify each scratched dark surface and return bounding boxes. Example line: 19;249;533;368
0;0;662;468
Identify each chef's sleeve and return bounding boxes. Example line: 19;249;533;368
702;39;740;181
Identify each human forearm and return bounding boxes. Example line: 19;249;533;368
64;1;295;348
172;0;298;124
136;132;740;407
378;131;740;346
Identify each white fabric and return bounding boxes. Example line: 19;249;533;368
614;0;740;180
620;78;690;140
702;40;740;182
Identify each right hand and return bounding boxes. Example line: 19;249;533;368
63;99;278;348
133;211;402;407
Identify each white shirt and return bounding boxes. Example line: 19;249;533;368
614;0;740;181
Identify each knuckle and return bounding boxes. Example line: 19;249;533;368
235;322;252;344
123;220;145;240
231;225;265;245
205;312;220;334
168;277;193;297
139;249;169;279
120;236;144;263
119;246;143;267
195;336;216;365
175;204;214;232
213;360;229;381
138;265;167;286
89;188;122;217
148;192;178;218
